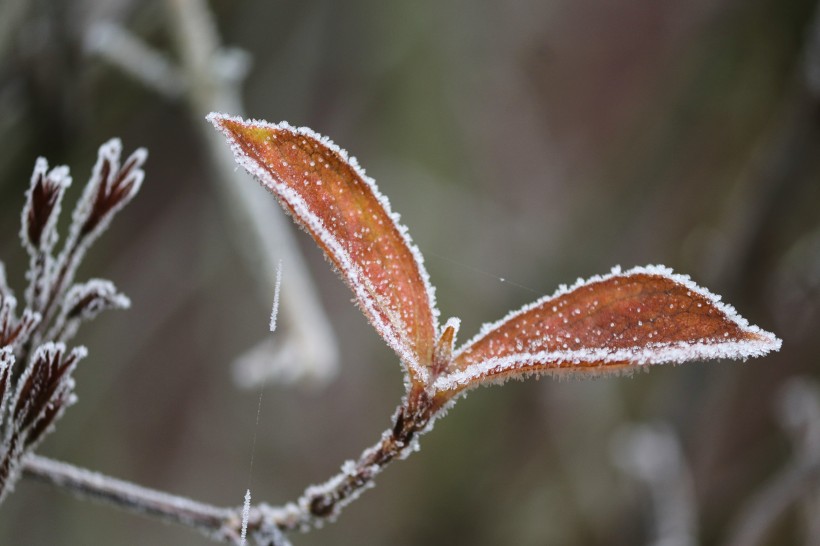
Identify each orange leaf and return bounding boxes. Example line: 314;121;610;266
210;114;780;399
434;266;781;396
208;114;438;382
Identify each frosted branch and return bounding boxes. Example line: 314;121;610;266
22;454;236;541
80;0;339;387
164;0;339;388
84;22;186;99
20;387;435;544
83;0;340;386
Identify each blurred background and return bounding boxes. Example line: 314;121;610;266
1;0;819;544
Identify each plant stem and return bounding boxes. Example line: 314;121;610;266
22;454;236;541
20;389;436;544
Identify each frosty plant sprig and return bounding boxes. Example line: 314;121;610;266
0;139;144;504
206;113;781;533
0;118;781;546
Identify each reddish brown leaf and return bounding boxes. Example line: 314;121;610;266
434;266;781;396
21;159;70;254
208;114;438;382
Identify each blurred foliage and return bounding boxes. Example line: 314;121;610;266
0;0;818;545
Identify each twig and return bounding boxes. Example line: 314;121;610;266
84;22;186;99
22;453;234;540
21;388;434;545
84;0;339;387
166;0;339;388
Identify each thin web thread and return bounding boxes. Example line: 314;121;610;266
243;260;282;543
427;250;539;294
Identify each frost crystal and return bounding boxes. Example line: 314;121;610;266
240;488;251;545
270;260;283;333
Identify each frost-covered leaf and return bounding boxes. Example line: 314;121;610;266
0;294;41;352
52;139;146;309
50;279;130;342
433;266;781;395
25;139;144;334
1;343;85;503
10;342;86;446
0;348;12;423
63;279;131;320
70;139;146;244
21;158;71;255
208;113;438;383
210;113;780;407
21;159;72;312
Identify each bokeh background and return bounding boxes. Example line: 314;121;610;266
1;0;819;545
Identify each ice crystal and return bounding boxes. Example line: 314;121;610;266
270;260;283;333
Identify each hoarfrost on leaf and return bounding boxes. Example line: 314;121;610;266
208;113;439;385
50;279;131;342
206;113;783;535
20;158;72;255
432;265;781;395
240;488;251;546
55;140;146;313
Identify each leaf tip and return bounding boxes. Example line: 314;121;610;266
206;111;247;135
205;111;228;128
